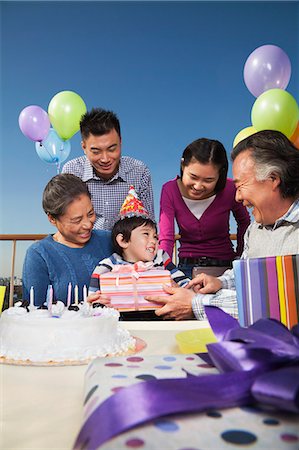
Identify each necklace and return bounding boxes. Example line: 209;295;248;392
52;233;61;243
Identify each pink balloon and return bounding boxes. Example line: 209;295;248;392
244;45;291;97
18;105;50;142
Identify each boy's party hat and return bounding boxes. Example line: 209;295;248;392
119;186;149;219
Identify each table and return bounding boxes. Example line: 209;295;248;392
1;320;209;450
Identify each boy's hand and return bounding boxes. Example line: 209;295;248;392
87;291;111;306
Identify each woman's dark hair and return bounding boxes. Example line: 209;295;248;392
42;174;91;218
80;107;121;140
231;130;299;199
112;217;157;256
180;138;228;193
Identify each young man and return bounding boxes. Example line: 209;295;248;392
145;130;299;320
62;108;155;230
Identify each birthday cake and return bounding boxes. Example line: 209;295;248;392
0;301;136;364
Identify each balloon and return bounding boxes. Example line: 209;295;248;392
244;45;291;97
290;122;299;149
48;91;87;140
18;105;50;142
35;129;71;165
251;89;299;138
233;126;257;147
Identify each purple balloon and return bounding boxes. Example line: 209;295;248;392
243;45;291;97
18;105;50;142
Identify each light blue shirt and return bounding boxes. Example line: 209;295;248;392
62;155;155;230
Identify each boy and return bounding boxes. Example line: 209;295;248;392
88;186;190;318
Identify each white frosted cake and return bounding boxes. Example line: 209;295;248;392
0;301;136;364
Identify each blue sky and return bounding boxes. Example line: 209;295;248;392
0;1;298;276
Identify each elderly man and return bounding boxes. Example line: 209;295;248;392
146;130;299;320
62;108;155;230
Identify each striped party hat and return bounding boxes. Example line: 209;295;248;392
119;186;149;219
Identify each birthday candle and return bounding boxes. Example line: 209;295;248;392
67;282;72;307
30;286;34;308
83;285;87;303
46;285;50;306
74;285;79;305
46;285;53;311
48;285;53;311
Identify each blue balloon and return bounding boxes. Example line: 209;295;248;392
35;128;71;165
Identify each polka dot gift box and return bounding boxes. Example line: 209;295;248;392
75;356;298;450
73;307;299;449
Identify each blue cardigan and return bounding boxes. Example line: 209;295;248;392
22;230;112;306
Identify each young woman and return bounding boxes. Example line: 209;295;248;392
22;174;112;306
159;138;250;278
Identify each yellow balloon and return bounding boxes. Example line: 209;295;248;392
48;91;87;140
233;126;257;147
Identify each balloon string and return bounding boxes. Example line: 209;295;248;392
56;147;65;173
40;142;57;164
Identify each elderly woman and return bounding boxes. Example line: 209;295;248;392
22;174;112;306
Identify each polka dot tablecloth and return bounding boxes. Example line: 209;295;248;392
81;354;299;449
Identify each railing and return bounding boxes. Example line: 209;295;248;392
0;233;237;307
0;234;47;307
172;233;237;265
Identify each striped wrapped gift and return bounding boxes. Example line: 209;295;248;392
100;267;171;311
233;255;299;328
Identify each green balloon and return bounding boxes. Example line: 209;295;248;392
251;89;299;138
48;91;87;140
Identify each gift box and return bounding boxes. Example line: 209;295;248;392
233;255;299;328
100;267;171;311
76;355;299;449
74;305;299;450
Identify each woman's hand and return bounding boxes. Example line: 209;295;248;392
186;273;222;294
87;291;111;306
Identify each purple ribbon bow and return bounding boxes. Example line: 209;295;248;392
73;306;299;450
